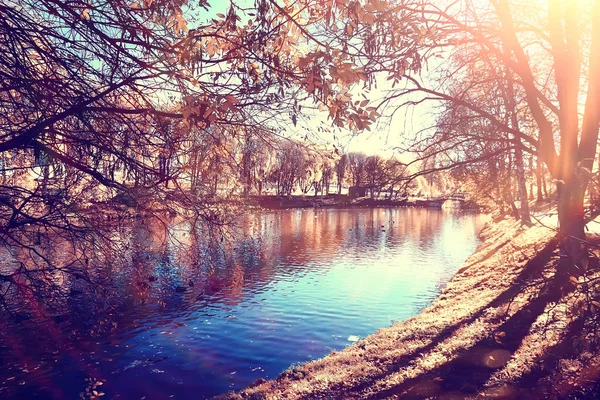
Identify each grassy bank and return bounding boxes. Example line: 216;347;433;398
222;214;600;399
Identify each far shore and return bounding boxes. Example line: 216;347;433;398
246;194;481;211
82;192;482;220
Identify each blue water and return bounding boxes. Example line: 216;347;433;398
0;208;486;399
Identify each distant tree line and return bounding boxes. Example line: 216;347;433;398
157;126;411;199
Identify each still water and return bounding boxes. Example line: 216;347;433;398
0;208;486;399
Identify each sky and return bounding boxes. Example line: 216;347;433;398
293;71;439;160
188;0;440;159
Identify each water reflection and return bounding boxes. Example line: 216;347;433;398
0;208;487;399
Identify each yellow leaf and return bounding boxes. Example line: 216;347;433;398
581;257;589;271
224;95;239;105
176;14;187;32
182;108;192;120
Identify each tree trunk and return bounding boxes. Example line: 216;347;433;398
529;182;534;200
504;191;520;221
528;156;534;200
42;165;50;195
501;39;531;224
557;179;587;279
536;155;544;202
504;151;520;220
497;156;507;216
514;146;531;224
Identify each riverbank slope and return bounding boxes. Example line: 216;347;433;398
222;213;600;399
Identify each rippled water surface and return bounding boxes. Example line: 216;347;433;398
0;208;487;399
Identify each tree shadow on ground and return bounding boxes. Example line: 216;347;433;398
508;315;589;399
309;238;559;399
364;254;566;400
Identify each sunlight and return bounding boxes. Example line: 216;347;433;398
2;0;600;398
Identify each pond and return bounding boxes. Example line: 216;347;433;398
0;208;487;399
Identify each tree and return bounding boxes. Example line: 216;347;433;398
320;158;334;195
237;127;276;197
335;153;347;194
347;152;367;188
384;158;408;199
413;52;530;220
364;155;385;198
371;0;600;277
269;140;305;196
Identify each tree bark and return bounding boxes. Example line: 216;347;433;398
504;148;520;220
514;146;531;224
504;190;520;221
557;178;587;278
536;155;544;202
542;172;548;198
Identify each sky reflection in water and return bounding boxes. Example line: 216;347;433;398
0;208;487;399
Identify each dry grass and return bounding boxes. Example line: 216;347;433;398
220;216;600;400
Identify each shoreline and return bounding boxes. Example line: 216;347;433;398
247;194;482;211
221;214;600;399
85;194;482;218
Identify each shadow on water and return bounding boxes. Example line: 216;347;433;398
0;208;486;399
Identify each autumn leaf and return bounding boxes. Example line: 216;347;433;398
182;106;193;120
581;257;589;271
569;276;579;285
224;95;239;105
